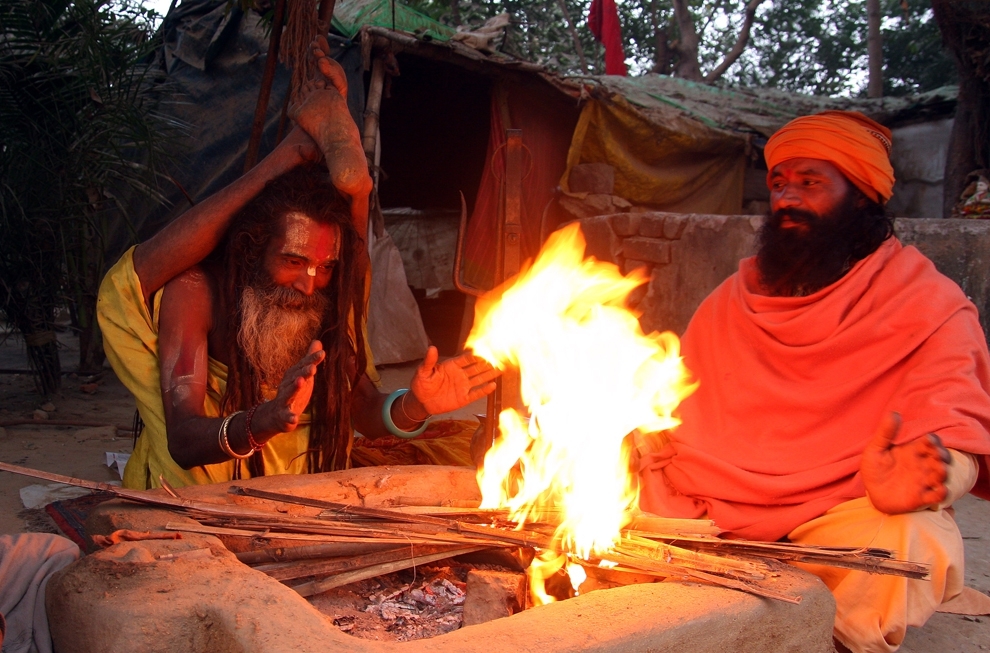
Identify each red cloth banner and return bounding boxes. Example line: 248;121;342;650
588;0;627;76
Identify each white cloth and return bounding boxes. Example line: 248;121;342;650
0;534;80;653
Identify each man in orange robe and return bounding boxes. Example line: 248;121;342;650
639;111;990;652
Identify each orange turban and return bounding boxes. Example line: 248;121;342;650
764;110;895;204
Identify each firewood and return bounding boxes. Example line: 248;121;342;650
255;544;469;582
232;540;406;564
290;546;485;598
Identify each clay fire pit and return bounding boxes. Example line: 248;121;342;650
47;465;835;652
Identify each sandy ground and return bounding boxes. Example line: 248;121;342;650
1;334;988;650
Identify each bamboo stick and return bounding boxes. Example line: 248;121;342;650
627;514;722;536
230;486;553;548
166;522;439;546
291;546;485;598
256;544;468;582
594;550;802;604
618;536;769;581
244;0;287;172
637;533;931;580
236;541;406;565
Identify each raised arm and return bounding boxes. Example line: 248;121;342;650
132;127;320;307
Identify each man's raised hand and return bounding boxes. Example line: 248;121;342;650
409;347;499;416
860;412;951;514
261;341;326;434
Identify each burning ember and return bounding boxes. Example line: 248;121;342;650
466;223;697;603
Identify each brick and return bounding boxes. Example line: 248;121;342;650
638;215;666;238
623;258;653;277
622;237;672;265
579;217;621;264
663;215;688;240
611;213;642;237
462;569;526;625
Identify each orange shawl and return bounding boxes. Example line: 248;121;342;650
639;238;990;540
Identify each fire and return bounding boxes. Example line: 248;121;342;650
467;222;697;603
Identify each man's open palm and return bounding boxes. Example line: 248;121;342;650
861;412;951;514
269;341;325;432
411;347;499;416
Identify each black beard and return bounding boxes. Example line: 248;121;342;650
756;191;892;297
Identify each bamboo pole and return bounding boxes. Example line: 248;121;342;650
244;0;287;172
317;0;338;32
361;57;386;162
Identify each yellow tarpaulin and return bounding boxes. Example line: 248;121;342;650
562;94;747;215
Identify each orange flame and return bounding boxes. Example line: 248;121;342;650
468;222;696;603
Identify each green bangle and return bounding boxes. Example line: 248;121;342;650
382;389;428;439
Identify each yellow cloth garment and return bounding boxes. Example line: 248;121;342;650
97;247;314;489
98;247;472;489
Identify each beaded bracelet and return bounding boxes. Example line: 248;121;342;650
382;389;428;439
218;411;252;459
245;403;265;452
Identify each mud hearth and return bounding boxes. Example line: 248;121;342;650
47;466;836;653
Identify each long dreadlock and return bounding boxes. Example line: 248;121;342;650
217;164;368;476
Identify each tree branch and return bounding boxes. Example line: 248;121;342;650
703;0;767;83
866;0;883;97
671;0;702;80
555;0;589;73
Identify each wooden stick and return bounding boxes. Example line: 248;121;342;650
627;514;722;537
256;544;469;582
619;536;768;581
641;534;931;580
230;486;456;527
595;550;802;604
291;546;485;598
236;541;405;564
230;486;552;548
0;419;132;431
167;522;438;546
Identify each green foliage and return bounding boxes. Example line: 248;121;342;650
399;0;955;96
715;0;955;96
883;0;956;96
0;0;182;376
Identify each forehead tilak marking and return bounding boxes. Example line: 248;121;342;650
281;212;312;252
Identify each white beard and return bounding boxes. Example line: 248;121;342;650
237;285;327;387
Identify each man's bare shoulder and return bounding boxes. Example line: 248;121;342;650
160;264;221;320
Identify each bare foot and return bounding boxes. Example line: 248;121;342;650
289;36;372;232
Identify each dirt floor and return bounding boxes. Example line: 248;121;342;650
1;333;989;651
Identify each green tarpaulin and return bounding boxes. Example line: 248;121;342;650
332;0;454;40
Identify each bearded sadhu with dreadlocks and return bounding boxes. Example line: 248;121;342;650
97;43;497;491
